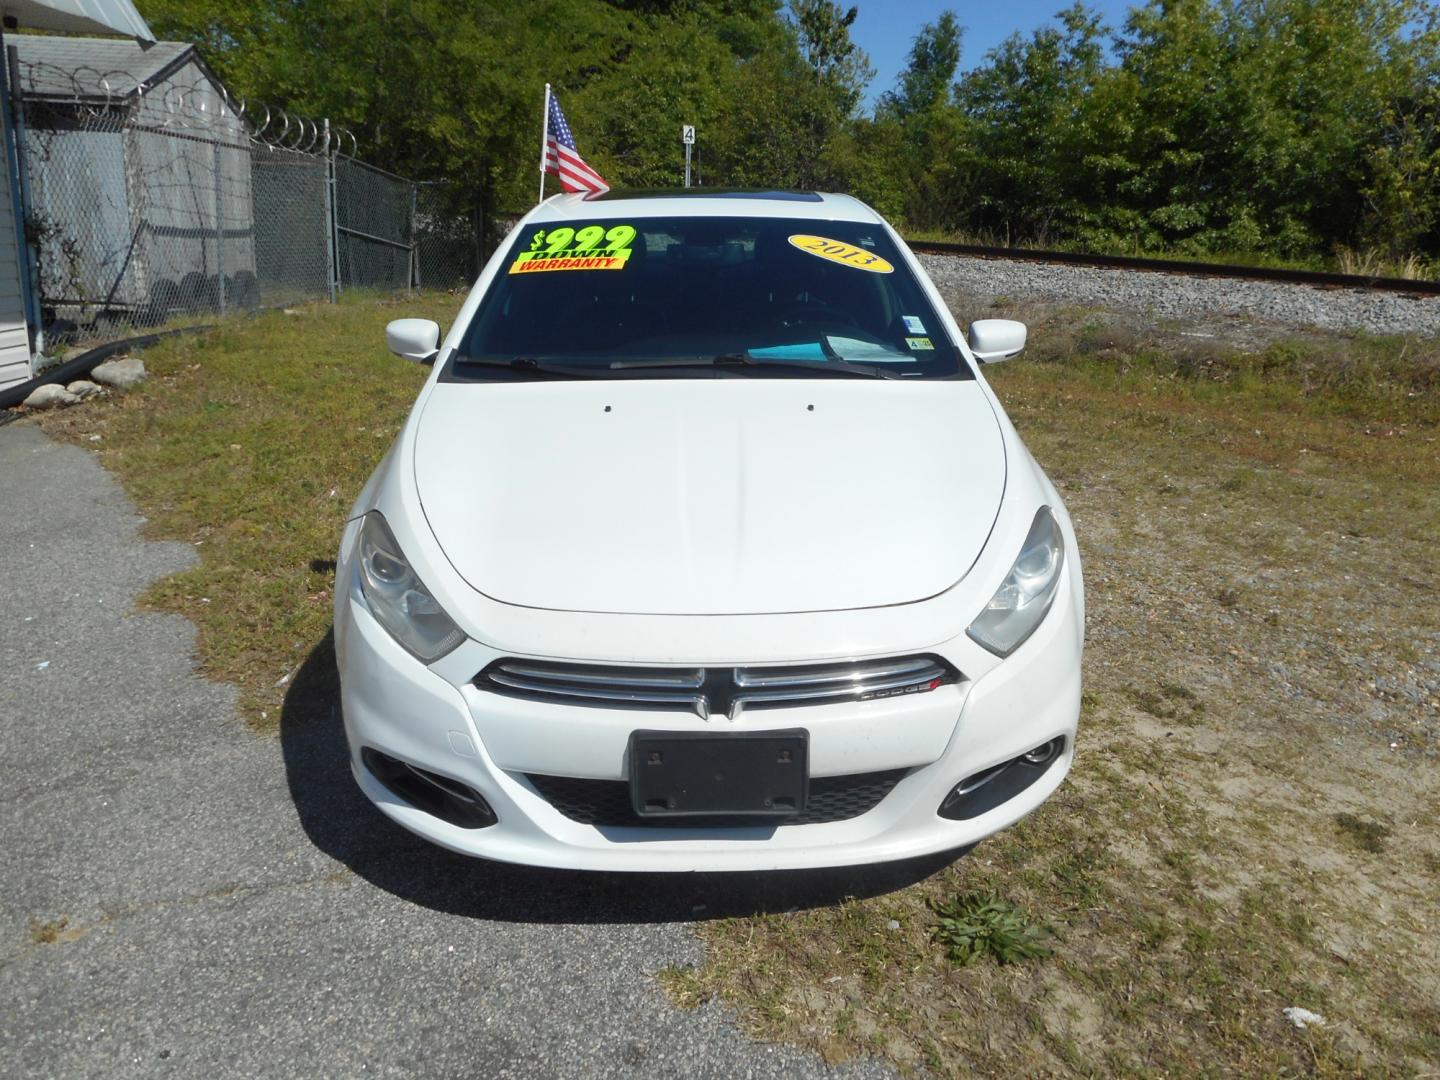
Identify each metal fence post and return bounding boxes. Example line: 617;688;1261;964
4;43;45;355
322;119;338;302
409;181;418;293
213;139;225;314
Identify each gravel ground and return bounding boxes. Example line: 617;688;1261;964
0;421;897;1080
921;253;1440;338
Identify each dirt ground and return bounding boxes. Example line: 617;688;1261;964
23;296;1440;1076
664;300;1440;1076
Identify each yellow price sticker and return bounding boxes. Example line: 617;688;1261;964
787;234;894;274
510;223;637;274
510;252;630;273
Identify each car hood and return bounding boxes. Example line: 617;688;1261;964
414;378;1006;615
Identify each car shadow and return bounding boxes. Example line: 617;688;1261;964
280;628;969;925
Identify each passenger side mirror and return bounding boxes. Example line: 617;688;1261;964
968;319;1027;363
386;319;441;364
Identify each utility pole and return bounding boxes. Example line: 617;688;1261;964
682;124;695;188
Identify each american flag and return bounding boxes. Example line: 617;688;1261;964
544;92;609;194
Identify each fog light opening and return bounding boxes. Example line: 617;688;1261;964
361;747;498;830
938;736;1067;822
1022;737;1062;766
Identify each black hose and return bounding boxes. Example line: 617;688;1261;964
0;324;213;411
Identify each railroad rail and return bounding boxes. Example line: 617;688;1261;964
904;239;1440;298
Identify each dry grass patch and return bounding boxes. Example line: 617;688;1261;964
28;916;87;945
32;296;449;728
19;295;1440;1074
665;318;1440;1075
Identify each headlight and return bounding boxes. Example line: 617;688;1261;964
355;512;465;661
967;507;1065;657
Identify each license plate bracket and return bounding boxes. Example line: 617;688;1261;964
629;729;808;818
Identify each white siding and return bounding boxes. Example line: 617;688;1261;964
0;106;33;391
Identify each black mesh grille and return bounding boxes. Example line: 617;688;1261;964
525;769;908;827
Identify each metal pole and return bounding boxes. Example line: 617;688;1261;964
537;83;550;205
684;142;692;189
323;118;338;301
4;41;44;355
213;140;225;314
409;182;419;294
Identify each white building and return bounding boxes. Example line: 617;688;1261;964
0;0;154;391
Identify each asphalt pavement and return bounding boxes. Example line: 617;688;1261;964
0;421;921;1079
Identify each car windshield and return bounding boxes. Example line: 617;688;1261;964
454;214;969;379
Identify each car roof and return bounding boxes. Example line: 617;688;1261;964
526;190;885;224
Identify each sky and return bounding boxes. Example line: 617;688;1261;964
850;0;1136;108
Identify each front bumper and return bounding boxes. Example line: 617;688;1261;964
334;559;1083;872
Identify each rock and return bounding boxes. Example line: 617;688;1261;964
90;356;146;389
919;253;1440;338
66;379;105;399
22;383;79;409
1283;1006;1327;1029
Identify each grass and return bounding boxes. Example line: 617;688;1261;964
23;293;1440;1075
31;294;445;728
931;893;1051;966
663;310;1440;1074
29;916;86;945
1333;812;1391;854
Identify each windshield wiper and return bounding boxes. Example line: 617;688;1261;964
610;354;902;379
455;356;599;378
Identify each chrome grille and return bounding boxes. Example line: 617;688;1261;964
483;659;707;714
476;655;956;718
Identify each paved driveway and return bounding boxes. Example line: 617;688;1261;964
0;422;926;1078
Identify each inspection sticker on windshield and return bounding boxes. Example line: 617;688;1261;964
905;336;935;351
903;315;926;334
788;234;894;273
510;223;637;274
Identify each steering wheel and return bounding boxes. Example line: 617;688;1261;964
774;301;862;332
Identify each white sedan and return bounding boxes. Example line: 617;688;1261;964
334;190;1083;871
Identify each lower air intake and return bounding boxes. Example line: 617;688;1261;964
525;768;908;827
362;747;497;830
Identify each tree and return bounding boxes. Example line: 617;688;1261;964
787;0;874;114
956;3;1111;244
141;0;1440;262
1112;0;1440;257
879;10;962;121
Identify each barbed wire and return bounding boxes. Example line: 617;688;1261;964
13;58;474;346
17;61;356;154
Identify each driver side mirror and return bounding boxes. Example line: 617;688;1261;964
386;318;441;364
968;319;1027;363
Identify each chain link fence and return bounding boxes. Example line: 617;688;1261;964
12;58;478;350
335;155;411;291
416;182;482;291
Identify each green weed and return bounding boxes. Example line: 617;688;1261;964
931;893;1052;966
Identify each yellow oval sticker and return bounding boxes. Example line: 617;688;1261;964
788;234;894;274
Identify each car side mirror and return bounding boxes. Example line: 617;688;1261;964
386;318;441;364
968;319;1027;363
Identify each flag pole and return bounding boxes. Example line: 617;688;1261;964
537;83;551;205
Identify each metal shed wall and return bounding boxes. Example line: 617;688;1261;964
21;55;257;320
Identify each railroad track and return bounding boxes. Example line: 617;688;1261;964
905;239;1440;298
